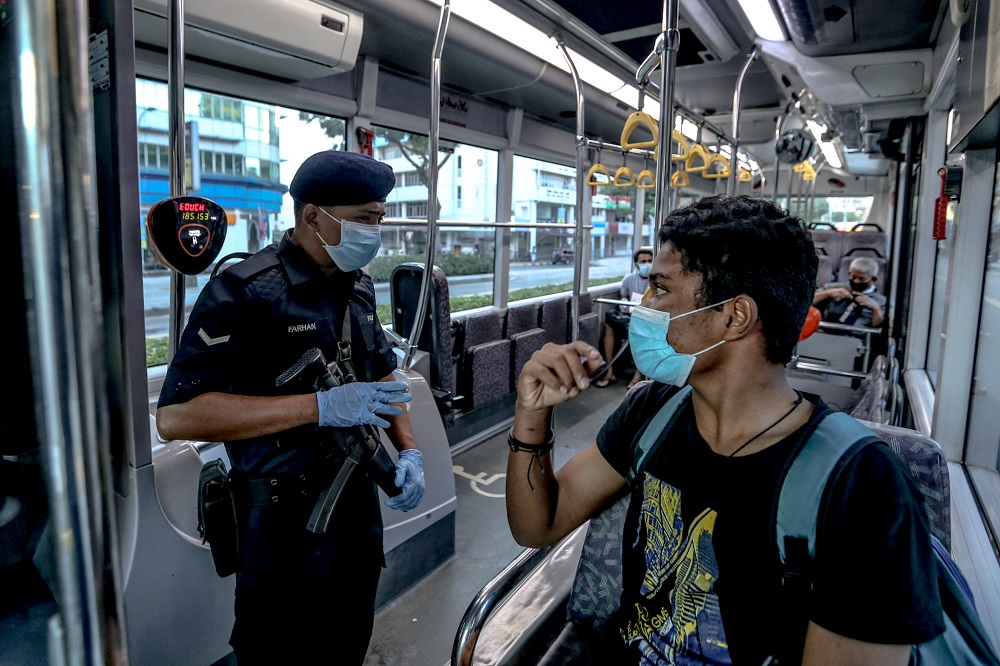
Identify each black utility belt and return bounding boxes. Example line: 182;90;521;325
246;471;325;506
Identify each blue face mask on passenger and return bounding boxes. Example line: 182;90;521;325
628;299;732;386
316;208;381;272
638;263;652;278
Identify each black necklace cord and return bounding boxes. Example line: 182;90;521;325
728;391;804;458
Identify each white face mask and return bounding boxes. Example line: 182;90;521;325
315;207;381;271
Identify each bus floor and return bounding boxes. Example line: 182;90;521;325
363;380;632;666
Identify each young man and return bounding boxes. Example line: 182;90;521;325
156;151;425;665
813;256;886;328
595;247;653;389
506;196;942;664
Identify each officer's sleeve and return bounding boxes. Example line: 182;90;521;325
157;275;253;408
371;308;397;379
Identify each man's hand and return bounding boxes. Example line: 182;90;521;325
316;381;412;429
852;292;878;310
817;286;853;301
385;449;424;511
516;342;603;413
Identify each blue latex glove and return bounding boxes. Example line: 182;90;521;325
316;381;411;429
385;449;425;512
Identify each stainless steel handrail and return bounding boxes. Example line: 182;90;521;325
380;219;594;230
791;361;867;379
451;543;558;666
404;0;451;369
556;36;587;343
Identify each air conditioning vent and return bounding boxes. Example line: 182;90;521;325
133;0;363;81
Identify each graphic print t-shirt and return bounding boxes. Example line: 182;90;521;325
595;383;943;665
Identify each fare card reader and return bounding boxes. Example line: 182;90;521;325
146;196;228;274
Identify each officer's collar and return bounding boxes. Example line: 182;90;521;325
277;229;358;287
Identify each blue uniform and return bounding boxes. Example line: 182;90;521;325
158;230;397;664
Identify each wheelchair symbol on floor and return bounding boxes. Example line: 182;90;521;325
453;465;505;498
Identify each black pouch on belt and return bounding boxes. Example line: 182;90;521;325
197;458;239;578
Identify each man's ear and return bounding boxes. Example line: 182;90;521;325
302;204;322;231
724;294;757;340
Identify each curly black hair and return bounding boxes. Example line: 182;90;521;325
658;195;818;364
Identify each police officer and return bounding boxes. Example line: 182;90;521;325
155;150;425;665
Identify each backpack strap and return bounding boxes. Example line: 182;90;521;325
776;410;879;588
625;385;692;485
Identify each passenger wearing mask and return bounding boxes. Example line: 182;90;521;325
595;247;653;389
156;150;425;665
813;256;886;328
505;196;942;665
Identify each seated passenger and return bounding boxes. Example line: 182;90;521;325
595;247;653;389
812;256;886;328
505;195;942;664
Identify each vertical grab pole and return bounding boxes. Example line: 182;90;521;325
14;0;125;661
404;0;451;368
772;101;793;202
728;48;758;196
167;0;187;360
652;0;681;240
557;38;585;342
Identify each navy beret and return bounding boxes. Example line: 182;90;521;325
289;151;396;206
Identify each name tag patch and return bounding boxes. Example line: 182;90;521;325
287;322;318;333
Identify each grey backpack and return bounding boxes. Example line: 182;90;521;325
779;410;1000;665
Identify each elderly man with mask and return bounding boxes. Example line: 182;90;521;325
156;150;424;665
813;256;886;328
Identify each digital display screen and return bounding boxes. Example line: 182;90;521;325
177;201;206;212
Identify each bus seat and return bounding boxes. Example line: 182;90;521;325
466;341;513;409
809;227;844;267
816;253;839;284
389;263;456;419
506;303;547;393
859;421;951;552
579;313;600;351
841;226;888;258
458;312;511;409
540;296;569;345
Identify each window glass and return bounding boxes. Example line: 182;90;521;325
138;77;347;367
372;126;499;322
966;162;1000;534
925;200;956;387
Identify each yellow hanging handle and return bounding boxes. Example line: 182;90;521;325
701;154;730;179
670;130;689;162
670;170;690;187
613;165;635;187
621;111;659;150
685;143;710;173
796;161;817;181
739;167;752;182
636;168;656;189
586;162;612;186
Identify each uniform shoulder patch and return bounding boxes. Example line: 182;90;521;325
198;328;231;346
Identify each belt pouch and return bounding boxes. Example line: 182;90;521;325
197;458;240;577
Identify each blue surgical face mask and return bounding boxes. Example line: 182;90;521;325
628;299;732;386
638;263;652;278
316;208;381;272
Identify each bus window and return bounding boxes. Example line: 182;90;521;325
138;76;346;367
965;161;1000;541
372;126;499;321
